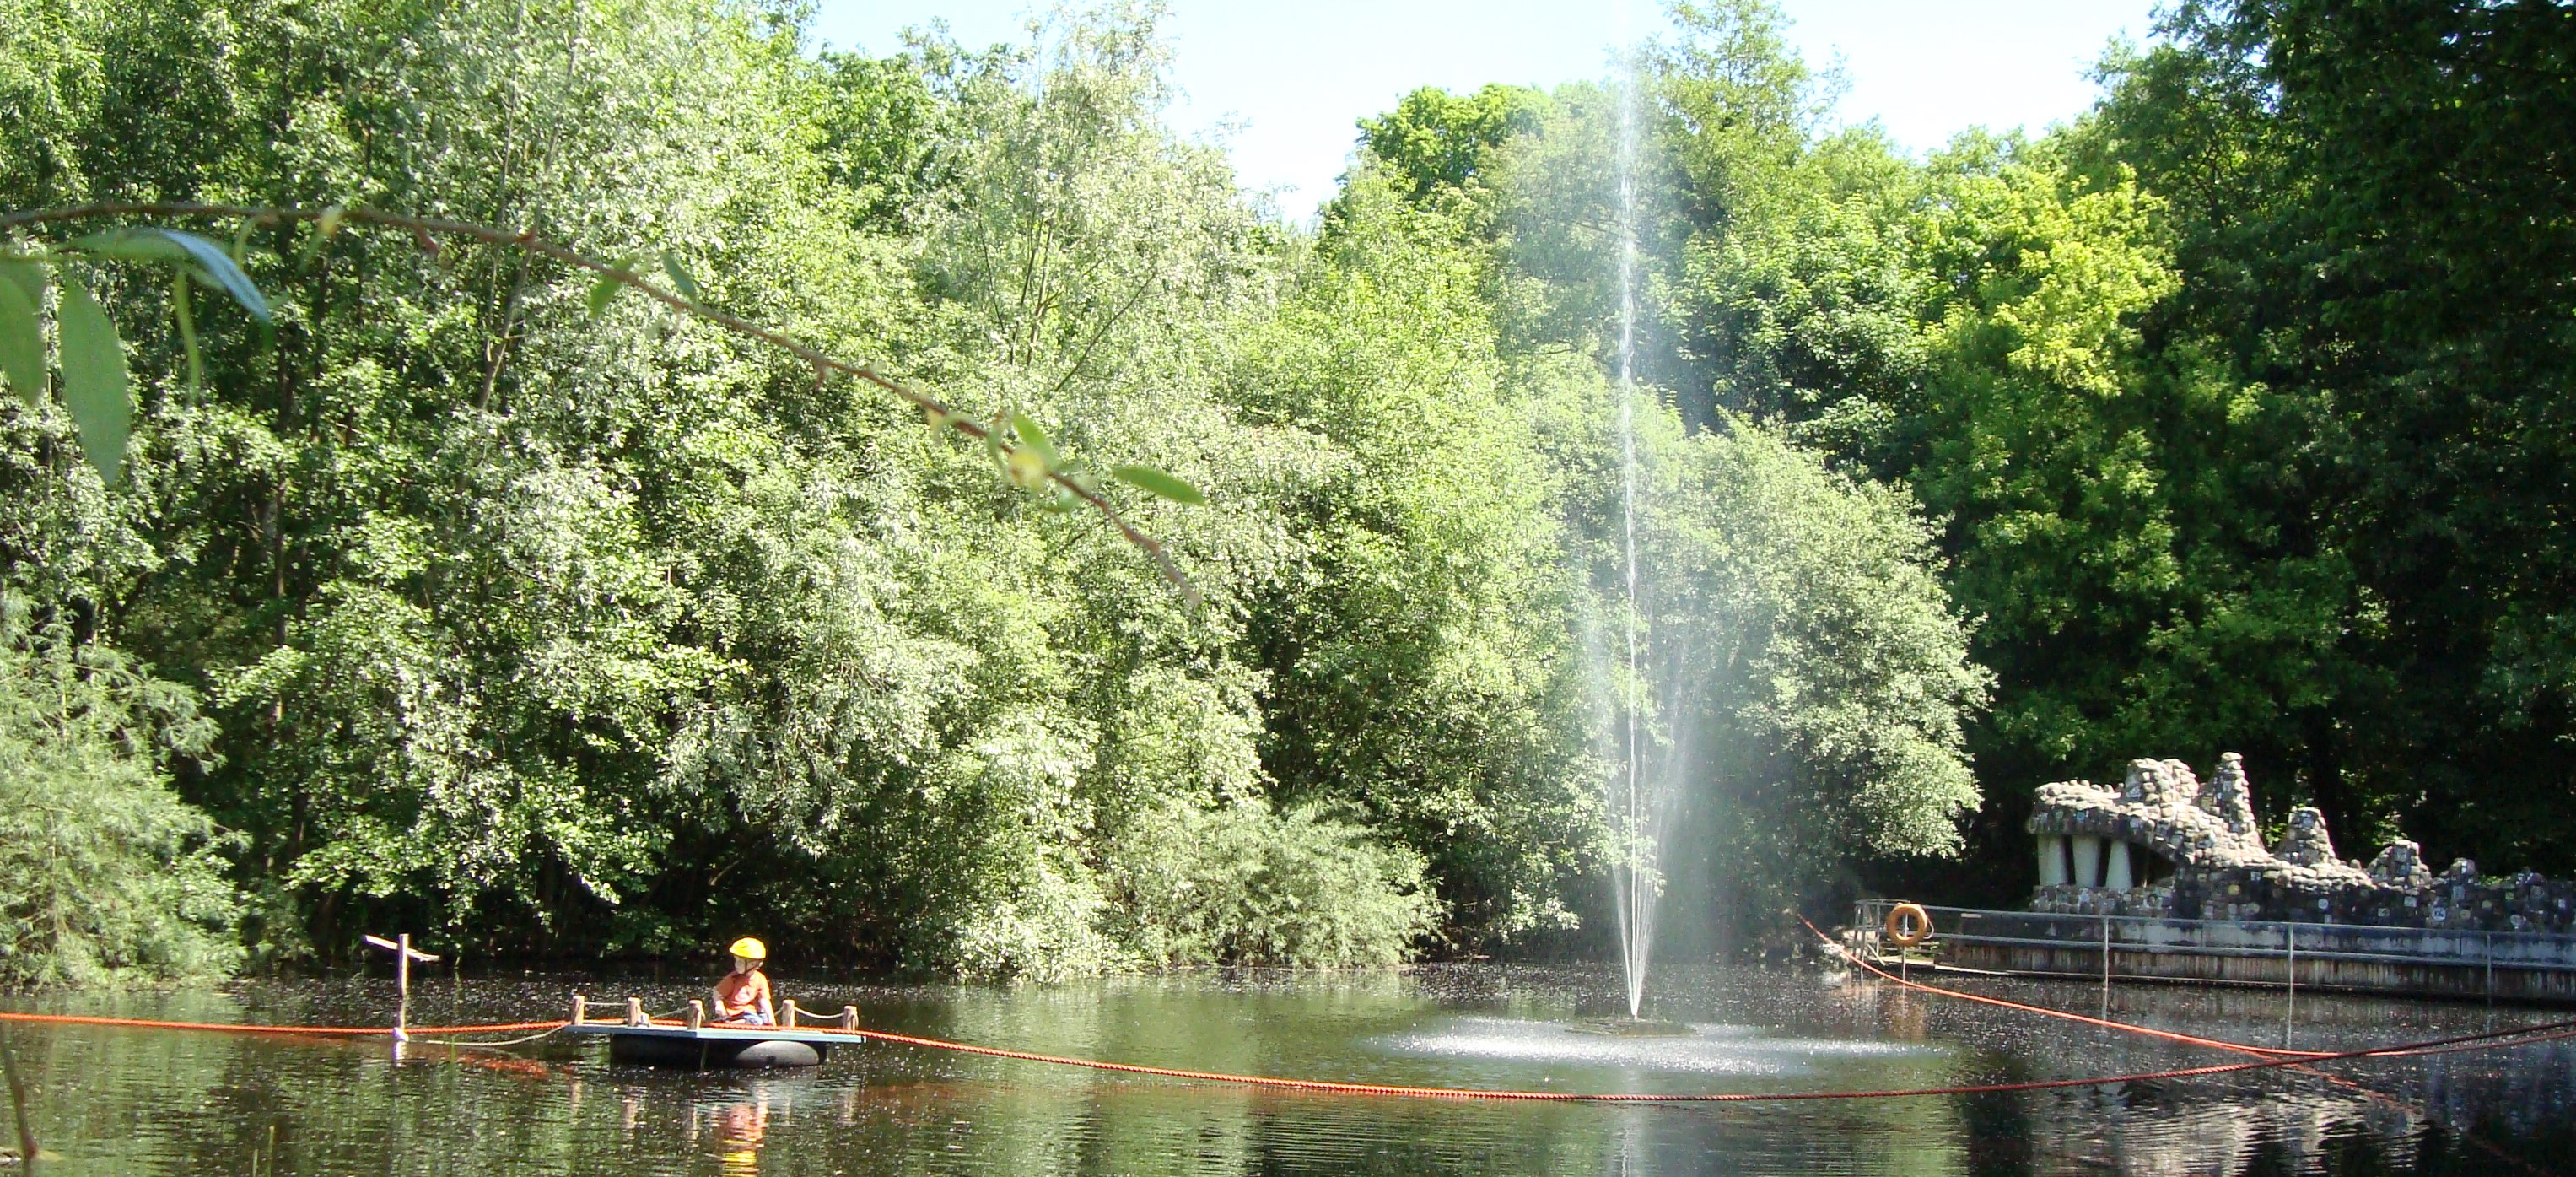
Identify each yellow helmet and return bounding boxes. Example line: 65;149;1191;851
727;937;767;962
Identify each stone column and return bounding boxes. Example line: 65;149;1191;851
2037;834;2069;886
2104;840;2134;891
2072;834;2104;888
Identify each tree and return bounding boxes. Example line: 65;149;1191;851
0;596;241;986
2073;0;2576;872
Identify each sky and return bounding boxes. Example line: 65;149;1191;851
809;1;2165;222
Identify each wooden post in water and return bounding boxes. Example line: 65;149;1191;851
362;934;440;1055
398;934;412;1044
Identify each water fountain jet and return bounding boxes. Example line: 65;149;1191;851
1604;46;1658;1024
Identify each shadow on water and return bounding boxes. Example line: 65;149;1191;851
3;963;2574;1175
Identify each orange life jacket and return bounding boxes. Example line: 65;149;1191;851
714;969;769;1018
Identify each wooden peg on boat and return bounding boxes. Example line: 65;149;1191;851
626;997;645;1026
571;994;587;1025
838;1006;859;1031
780;999;799;1029
687;1000;704;1030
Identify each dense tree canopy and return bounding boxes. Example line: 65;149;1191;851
0;0;1990;980
19;0;2556;982
1643;0;2576;897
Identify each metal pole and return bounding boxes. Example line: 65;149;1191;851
2283;922;2296;1051
2101;911;2112;1016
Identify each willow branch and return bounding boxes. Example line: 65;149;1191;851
0;201;1196;602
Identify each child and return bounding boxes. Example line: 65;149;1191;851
713;937;774;1025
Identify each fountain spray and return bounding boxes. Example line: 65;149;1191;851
1609;44;1652;1023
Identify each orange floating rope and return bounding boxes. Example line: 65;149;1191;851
0;1012;568;1037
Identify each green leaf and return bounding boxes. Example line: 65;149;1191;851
172;270;202;394
587;256;639;318
0;262;43;406
1112;464;1205;505
1009;412;1060;467
660;251;700;301
0;259;39;305
66;229;189;264
67;228;269;321
55;275;130;483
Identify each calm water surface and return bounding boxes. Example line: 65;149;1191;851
7;964;2574;1175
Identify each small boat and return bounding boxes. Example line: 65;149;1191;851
560;996;862;1069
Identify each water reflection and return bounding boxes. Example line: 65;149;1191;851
2;964;2572;1175
702;1089;768;1175
1383;1017;1937;1075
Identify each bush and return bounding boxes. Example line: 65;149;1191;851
1105;798;1441;968
0;598;242;987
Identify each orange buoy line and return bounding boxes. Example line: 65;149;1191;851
0;1012;567;1037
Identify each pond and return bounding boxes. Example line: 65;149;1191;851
5;964;2573;1174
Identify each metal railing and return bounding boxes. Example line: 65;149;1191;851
1850;899;2576;977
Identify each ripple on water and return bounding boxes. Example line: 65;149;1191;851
1375;1017;1940;1076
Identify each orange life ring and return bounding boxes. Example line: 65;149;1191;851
1883;903;1934;948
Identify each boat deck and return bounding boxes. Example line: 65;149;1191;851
561;996;865;1068
560;1021;858;1048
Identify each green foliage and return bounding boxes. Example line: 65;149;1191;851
0;597;242;987
1353;84;1547;207
0;0;1994;979
1241;175;1600;949
2062;0;2576;872
1649;424;1989;857
0;226;272;483
1645;0;2576;899
1560;395;1987;947
63;229;268;321
49;273;127;483
1650;0;1839;244
1662;51;2277;893
0;263;44;404
1105;797;1438;969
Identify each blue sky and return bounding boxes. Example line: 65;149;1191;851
810;2;2164;221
